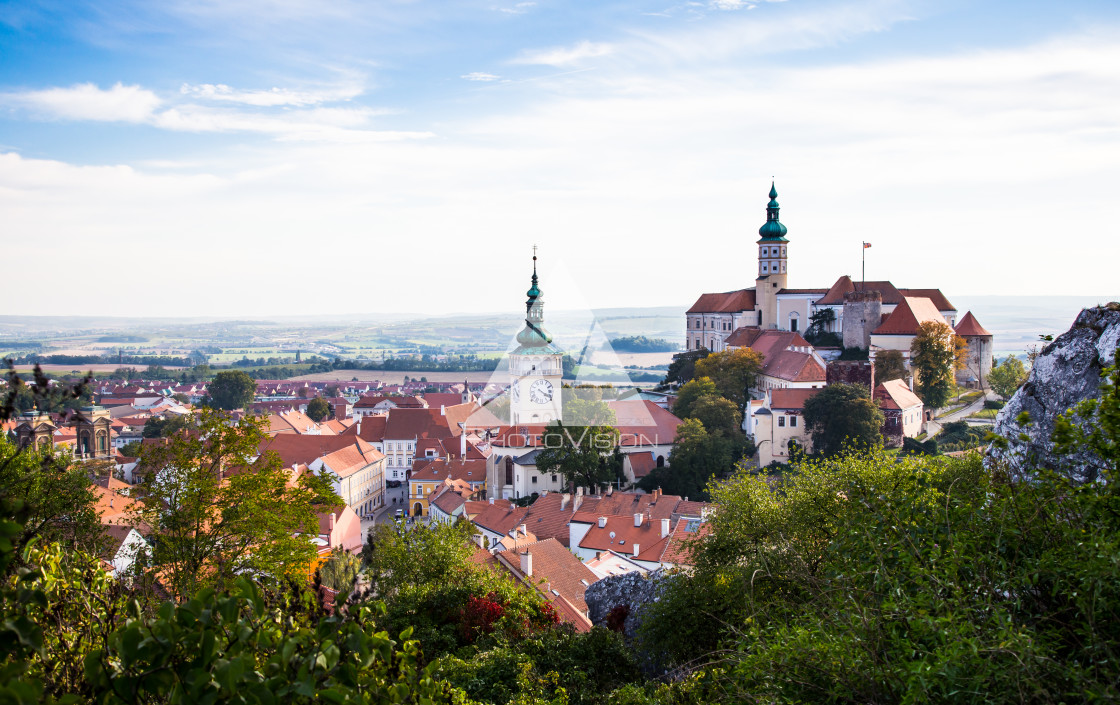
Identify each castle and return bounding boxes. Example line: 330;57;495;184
686;183;993;388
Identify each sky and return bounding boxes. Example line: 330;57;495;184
2;0;1119;318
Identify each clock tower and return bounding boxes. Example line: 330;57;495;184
509;251;564;425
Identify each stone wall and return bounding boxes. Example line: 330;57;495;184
827;359;874;392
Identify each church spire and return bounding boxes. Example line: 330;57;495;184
515;247;553;349
758;180;788;241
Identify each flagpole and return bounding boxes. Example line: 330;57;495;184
861;241;866;292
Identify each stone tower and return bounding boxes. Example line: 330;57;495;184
509;252;563;425
954;311;994;388
756;182;789;329
842;290;883;350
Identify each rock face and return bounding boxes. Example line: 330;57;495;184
991;304;1120;482
584;569;667;640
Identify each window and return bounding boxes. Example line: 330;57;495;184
790;416;797;427
778;416;786;427
790;317;799;332
551;474;557;482
531;476;537;484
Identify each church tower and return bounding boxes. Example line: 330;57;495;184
509;251;564;425
755;182;789;329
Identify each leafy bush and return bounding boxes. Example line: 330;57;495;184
640;445;1120;703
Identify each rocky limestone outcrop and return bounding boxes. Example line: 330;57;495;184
990;304;1120;482
585;569;667;639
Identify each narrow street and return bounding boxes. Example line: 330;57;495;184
926;390;997;438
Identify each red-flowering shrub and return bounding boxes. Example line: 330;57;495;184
605;604;629;632
460;592;505;642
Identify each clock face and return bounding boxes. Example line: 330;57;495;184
529;379;554;404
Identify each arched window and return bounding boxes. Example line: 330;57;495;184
504;457;514;486
656;455;665;468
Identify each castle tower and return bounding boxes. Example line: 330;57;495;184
509;251;564;425
756;182;789;329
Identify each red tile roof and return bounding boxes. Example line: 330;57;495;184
318;440;384;478
627;452;655;479
356;415;387;443
816;276;904;306
472;502;529;537
686;288;756;314
259;434;378;469
770;388;821;411
410;458;487;486
898;288;956;313
571;513;672;560
383;408;458;441
955;311;992;337
871;297;946;336
497;537;598;613
734;329;827;383
873;379;923;411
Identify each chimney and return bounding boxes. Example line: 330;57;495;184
489;497;495;505
573;494;583;512
440;405;445;416
461;431;467;457
576;486;583;497
520;549;533;577
597;516;607;528
661;518;671;538
560;493;570;511
606;485;613;496
634;513;642;527
329;512;336;531
632;543;640;556
518;523;527;536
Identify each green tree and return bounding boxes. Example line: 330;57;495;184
305;396;331;422
317;549;360;592
688;394;742;438
988;355;1028;400
561;394;617;426
874;348;909;384
134;408;341;598
693;347;764;412
910;320;963;409
802;383;884;456
672;376;719;419
141;412;195;439
535;421;620;491
203;370;256;410
662;349;709;388
0;438;103;576
639;417;744;500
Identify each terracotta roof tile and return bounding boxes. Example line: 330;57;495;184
686;288;756;314
874;379;923;411
955;311;992;337
871;297;946;336
899;288;956;313
770;388;821;410
497;537;598;614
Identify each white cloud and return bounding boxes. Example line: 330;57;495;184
495;1;536;15
512;40;613;67
1;81;413;142
1;82;160;122
461;72;502;82
710;0;753;9
4;20;1120;316
179;82;364;107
